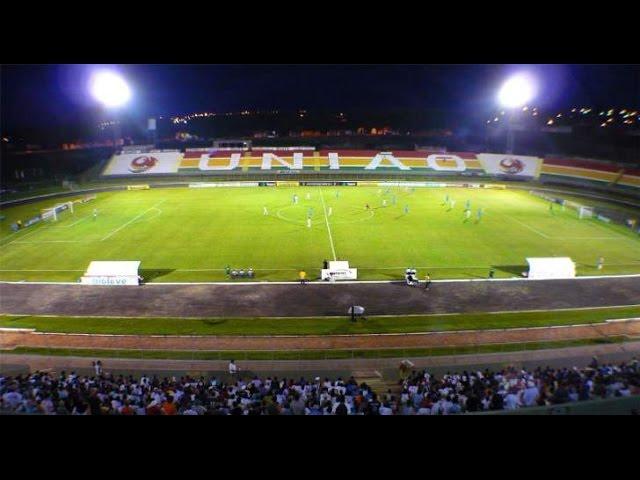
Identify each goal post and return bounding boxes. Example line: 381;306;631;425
41;201;74;222
578;206;594;219
562;199;593;219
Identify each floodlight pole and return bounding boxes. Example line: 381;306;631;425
109;110;122;153
505;109;516;155
113;121;121;150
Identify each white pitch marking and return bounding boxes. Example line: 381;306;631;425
101;200;166;241
2;273;640;286
0;269;85;272
319;188;337;261
500;213;550;239
53;215;91;228
0;230;22;242
0;224;45;247
13;240;83;244
130;207;163;224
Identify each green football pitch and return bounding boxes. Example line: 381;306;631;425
1;186;639;282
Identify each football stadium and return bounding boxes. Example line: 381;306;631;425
1;64;639;416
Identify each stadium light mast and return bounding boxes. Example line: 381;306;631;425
89;70;132;150
497;73;536;154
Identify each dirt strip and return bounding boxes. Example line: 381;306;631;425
4;342;640;375
1;276;640;317
1;320;638;351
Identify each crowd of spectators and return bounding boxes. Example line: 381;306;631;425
397;357;639;414
1;357;638;415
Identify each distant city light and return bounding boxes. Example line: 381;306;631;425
89;71;131;108
497;73;537;108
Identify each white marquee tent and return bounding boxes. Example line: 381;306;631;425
81;261;141;286
526;257;576;280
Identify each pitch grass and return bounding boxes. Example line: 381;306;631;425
7;337;629;361
1;305;639;336
1;186;639;282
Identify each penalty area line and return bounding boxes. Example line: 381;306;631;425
101;200;166;241
499;213;550;239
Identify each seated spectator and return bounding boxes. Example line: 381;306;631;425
1;358;638;415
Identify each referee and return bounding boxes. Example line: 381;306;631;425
424;273;431;290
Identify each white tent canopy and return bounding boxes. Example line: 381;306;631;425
81;261;141;286
526;257;575;280
321;260;358;281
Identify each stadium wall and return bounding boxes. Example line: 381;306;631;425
4;150;639;208
102;150;543;179
540;157;640;191
100;149;640;192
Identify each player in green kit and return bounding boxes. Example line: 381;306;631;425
476;208;483;223
404;204;409;215
465;199;471;211
443;194;449;206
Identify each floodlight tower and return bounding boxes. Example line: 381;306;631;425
497;73;536;154
89;70;132;150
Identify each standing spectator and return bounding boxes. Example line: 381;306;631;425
1;359;637;415
92;360;103;376
228;360;239;376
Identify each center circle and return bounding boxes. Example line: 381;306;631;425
275;205;375;226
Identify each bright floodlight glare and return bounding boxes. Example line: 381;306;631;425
497;74;536;109
89;71;131;108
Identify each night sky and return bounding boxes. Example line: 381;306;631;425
2;64;639;130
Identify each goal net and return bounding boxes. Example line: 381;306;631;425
578;206;594;219
562;199;594;219
41;201;74;222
